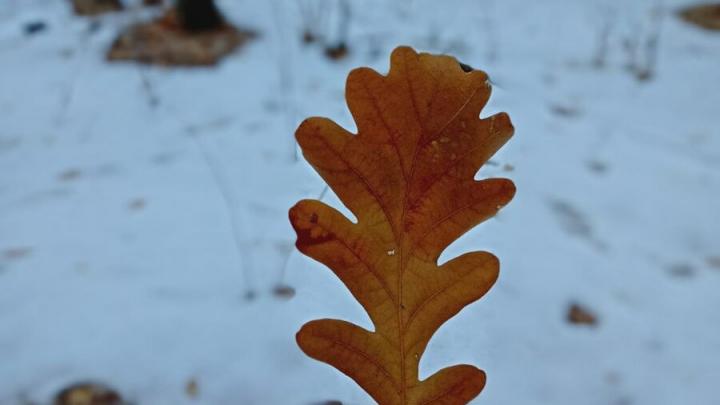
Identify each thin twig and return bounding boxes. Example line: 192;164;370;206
189;131;257;299
636;2;664;81
137;67;160;107
592;9;615;69
270;0;300;161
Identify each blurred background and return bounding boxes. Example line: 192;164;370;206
1;0;719;404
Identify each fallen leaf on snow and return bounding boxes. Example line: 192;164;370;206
567;303;598;326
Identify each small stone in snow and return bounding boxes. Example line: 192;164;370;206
3;247;32;260
185;378;199;399
272;284;296;300
58;169;82;182
667;262;695;278
127;198;146;211
24;21;47;36
706;256;720;271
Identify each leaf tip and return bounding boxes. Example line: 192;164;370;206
418;364;488;404
499;177;517;203
492;111;515;137
295;117;321;145
390;45;419;64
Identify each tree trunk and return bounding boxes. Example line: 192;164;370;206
175;0;224;32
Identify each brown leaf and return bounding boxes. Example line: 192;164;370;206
290;46;515;405
54;382;124;405
567;303;598;326
106;9;256;66
272;284;297;300
71;0;123;16
678;4;720;31
185;378;199;399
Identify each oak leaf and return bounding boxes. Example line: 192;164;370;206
290;46;515;405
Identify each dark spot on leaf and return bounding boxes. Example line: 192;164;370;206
296;226;336;246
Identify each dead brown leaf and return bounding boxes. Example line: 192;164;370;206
290;46;515;405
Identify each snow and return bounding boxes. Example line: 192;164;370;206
1;0;719;404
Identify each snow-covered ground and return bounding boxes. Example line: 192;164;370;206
1;0;719;404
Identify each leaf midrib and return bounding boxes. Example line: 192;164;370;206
397;63;486;405
329;59;485;404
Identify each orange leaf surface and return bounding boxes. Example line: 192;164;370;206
290;46;515;405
